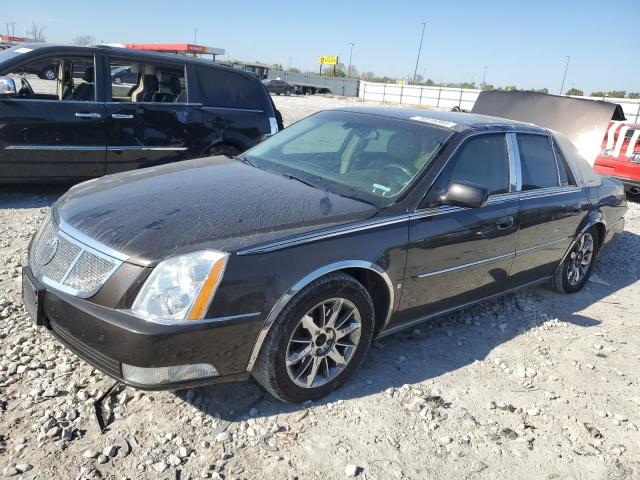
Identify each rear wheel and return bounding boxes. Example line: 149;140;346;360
550;228;598;293
254;272;374;403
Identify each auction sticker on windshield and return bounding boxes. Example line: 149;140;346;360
14;47;33;54
410;116;457;128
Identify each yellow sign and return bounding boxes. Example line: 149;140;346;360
319;56;338;65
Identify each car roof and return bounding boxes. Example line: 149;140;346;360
333;106;547;133
6;43;259;81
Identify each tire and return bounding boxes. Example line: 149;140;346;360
254;272;374;403
550;227;599;294
42;68;56;81
113;77;122;85
205;144;240;158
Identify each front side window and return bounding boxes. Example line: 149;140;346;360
243;111;452;207
518;134;560;190
423;134;510;207
109;59;187;103
6;55;95;101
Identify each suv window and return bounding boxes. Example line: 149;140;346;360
109;59;187;103
196;66;265;110
518;134;560;190
7;56;95;101
424;134;510;207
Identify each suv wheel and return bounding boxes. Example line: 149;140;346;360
41;67;56;81
254;272;374;403
550;228;598;293
113;76;122;85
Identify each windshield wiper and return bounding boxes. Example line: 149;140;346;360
282;172;319;189
236;155;256;167
334;192;380;210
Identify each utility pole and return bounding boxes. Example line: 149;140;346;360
559;55;570;95
482;66;487;89
413;21;426;84
194;29;198;45
347;42;355;78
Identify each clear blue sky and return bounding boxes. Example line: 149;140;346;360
3;0;639;93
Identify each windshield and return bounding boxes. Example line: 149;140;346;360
244;110;452;207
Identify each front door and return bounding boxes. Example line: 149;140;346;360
396;133;520;325
0;55;106;180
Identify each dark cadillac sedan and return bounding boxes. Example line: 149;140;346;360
22;108;627;403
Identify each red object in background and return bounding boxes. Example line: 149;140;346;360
594;121;640;192
124;43;206;54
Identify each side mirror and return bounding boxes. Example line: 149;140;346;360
0;77;16;97
443;181;489;208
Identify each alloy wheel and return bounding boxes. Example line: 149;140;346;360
567;232;594;286
285;298;362;388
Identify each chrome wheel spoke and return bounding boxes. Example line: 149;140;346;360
305;356;322;387
336;322;360;340
327;346;347;366
325;299;344;328
301;314;319;335
286;344;313;366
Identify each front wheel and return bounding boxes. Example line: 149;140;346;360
254;272;374;403
550;228;598;293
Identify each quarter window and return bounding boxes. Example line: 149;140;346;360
425;134;510;206
517;134;560;190
553;140;576;186
195;67;265;110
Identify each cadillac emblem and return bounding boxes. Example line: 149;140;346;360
36;237;59;266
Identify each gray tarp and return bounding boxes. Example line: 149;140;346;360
471;90;625;165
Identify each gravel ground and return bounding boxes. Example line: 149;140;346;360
0;95;639;480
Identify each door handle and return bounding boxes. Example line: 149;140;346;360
567;203;582;214
75;112;101;119
111;113;134;119
496;215;515;230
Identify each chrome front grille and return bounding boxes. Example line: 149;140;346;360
30;217;123;298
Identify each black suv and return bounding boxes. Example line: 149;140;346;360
0;44;282;182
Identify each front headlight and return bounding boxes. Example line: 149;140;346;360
131;250;228;323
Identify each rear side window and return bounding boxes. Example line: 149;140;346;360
518;134;560;190
196;67;265;110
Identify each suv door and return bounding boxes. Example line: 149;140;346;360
105;58;200;174
0;54;106;180
396;133;520;325
509;132;588;284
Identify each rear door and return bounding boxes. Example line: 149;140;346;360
105;57;201;174
509;132;588;284
0;54;106;180
194;66;274;153
397;133;520;325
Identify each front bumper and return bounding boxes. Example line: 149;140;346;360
23;266;260;390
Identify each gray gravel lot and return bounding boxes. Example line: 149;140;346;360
0;95;639;480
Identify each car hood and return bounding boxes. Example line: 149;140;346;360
54;156;377;266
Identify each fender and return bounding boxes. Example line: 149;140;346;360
245;260;394;372
555;209;606;274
